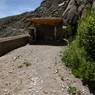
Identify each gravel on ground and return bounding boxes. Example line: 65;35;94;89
0;44;91;95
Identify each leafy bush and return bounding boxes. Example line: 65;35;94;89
62;40;95;81
62;9;95;92
62;40;86;69
68;86;77;95
77;10;95;60
67;86;81;95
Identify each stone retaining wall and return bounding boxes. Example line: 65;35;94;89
0;34;29;56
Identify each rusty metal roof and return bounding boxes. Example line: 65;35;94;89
27;18;63;26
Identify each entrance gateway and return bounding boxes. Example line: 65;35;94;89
27;18;65;42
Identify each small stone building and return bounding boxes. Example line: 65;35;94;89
27;18;64;41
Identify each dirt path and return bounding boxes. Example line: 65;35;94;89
0;45;91;95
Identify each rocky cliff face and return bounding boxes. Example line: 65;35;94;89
63;0;94;24
0;0;95;37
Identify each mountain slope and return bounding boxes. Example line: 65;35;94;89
0;0;95;37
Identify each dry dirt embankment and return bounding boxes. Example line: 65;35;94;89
0;45;91;95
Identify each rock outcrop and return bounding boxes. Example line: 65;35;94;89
63;0;94;25
0;0;95;37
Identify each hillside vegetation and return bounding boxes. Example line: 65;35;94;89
62;9;95;93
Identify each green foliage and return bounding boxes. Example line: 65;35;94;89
77;10;95;60
62;9;95;88
62;40;95;81
68;86;81;95
68;86;78;95
62;40;86;69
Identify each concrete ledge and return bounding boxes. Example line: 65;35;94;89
0;34;29;56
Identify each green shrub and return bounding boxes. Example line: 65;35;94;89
62;41;95;81
67;86;82;95
68;86;77;95
72;61;95;81
62;9;95;89
62;40;87;69
77;10;95;60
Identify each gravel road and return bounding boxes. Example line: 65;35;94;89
0;44;91;95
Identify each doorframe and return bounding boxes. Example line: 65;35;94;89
31;26;37;40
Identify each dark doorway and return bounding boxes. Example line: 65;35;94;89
36;25;55;41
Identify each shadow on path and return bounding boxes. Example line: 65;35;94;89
83;80;95;95
29;40;68;46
